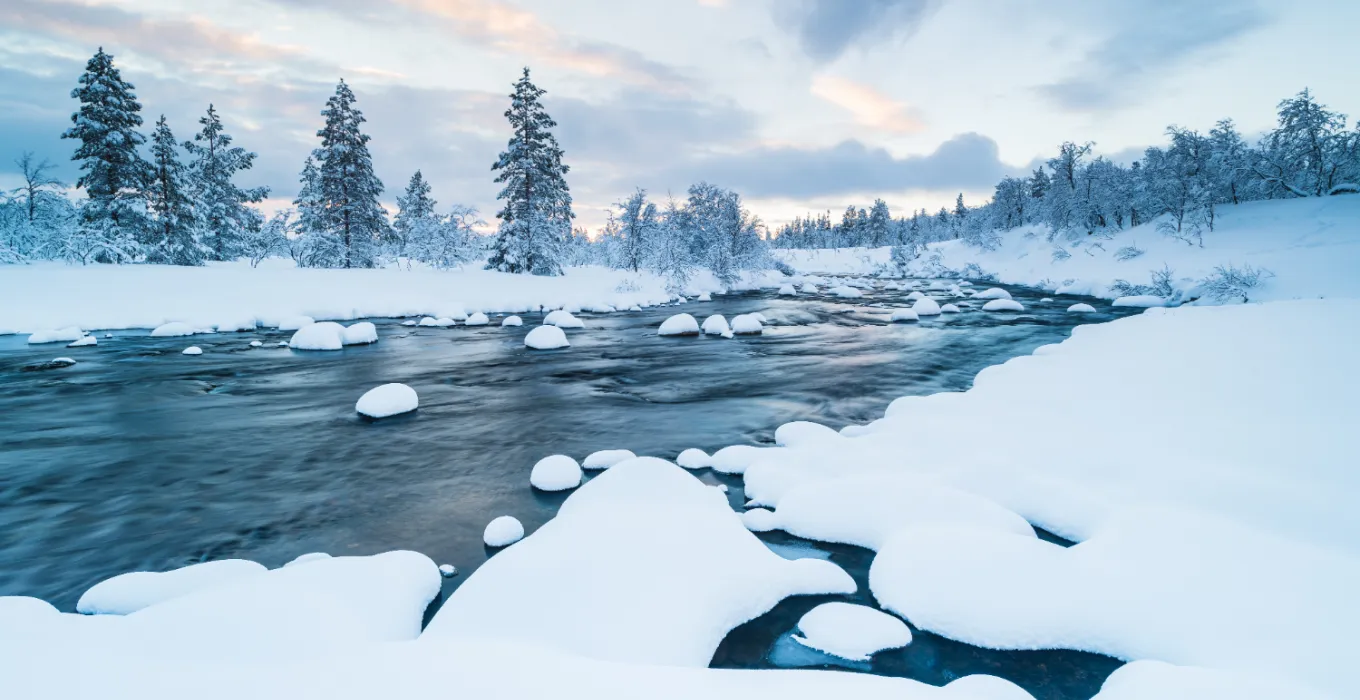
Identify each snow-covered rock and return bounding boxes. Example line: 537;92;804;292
543;310;584;329
912;297;942;316
1112;295;1166;308
774;421;842;448
890;308;919;323
659;313;700;336
941;303;961;313
982;299;1025;312
800;282;819;293
483;516;525;547
276;315;314;331
1067;303;1097;313
342;322;378;345
150;322;196;338
439;564;458;578
289;321;347;350
696;292;712;302
355;383;418;419
402;319;418;326
248;340;263;348
501;315;523;327
530;455;583;491
181;346;202;356
27;327;85;344
793;602;912;661
77;560;269;615
465;312;490;326
676;448;711;469
730;314;763;334
583;449;637;470
425;458;856;667
701;315;730;336
779;284;797;295
418;316;440;327
830;285;862;298
973;288;1012;300
525;325;569;350
214;317;257;333
906;291;925;301
67;335;97;347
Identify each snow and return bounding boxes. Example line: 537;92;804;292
424;458;856;667
284;553;331;567
793;602;912;661
702;314;730;335
906;291;925;301
276;315;314;331
77;560;268;615
941;303;961;313
973;288;1013;300
800;282;819;293
779;284;797;295
149;322;196;337
543;309;584;328
181;346;202;356
1113;295;1166;308
889;308;919;323
912;297;941;316
501;315;523;326
981;299;1025;312
214;317;257;333
696;292;712;301
439;564;458;578
676;448;712;469
355;383;418;419
730;314;763;334
530;455;583;491
289;321;347;350
483;516;524;547
248;340;263;347
583;449;637;470
659;313;701;336
67;335;97;347
341;322;378;345
402;319;417;326
1067;303;1097;313
830;285;862;298
465;312;489;326
525;325;569;350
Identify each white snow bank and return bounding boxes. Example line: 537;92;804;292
659;313;700;336
525;325;569;350
150;322;196;337
501;315;523;327
731;314;763;334
355;383;418;419
341;322;378;345
677;448;712;469
27;326;84;344
1112;295;1165;308
702;314;730;335
912;297;941;316
214;317;257;332
543;310;584;329
276;315;314;331
774;421;842;448
981;299;1025;313
68;335;97;347
77;560;268;615
465;312;489;326
424;457;856;667
181;346;202;356
583;449;637;470
483;516;525;547
890;308;919;323
284;552;332;567
794;602;912;661
711;445;787;475
1092;659;1333;700
1067;303;1097;313
289;321;347;350
530;455;583;491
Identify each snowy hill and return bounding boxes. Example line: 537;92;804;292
777;196;1360;303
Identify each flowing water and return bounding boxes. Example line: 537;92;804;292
0;281;1137;700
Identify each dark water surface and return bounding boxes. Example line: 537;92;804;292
0;281;1134;698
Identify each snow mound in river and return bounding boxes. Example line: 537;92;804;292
78;560;268;615
356;383;418;418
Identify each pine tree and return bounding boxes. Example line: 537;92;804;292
393;170;436;260
865;199;891;247
61;47;150;262
302;80;388;268
184;104;267;261
487;68;573;276
145;116;205;266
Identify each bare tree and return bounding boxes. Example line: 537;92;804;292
14;152;64;225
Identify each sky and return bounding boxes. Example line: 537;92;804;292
2;0;1358;231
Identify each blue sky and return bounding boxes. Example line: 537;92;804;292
2;0;1357;229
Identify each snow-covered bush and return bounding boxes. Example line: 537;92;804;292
1198;263;1275;303
1051;248;1072;262
1114;244;1146;261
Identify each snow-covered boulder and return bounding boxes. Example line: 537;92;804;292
289;321;346;350
830;285;862;298
906;291;925;302
974;288;1012;300
1113;295;1167;308
793;602;912;661
659;313;700;336
214;317;257;333
248;340;263;348
731;314;763;335
912;297;942;316
483;516;524;547
676;448;711;469
465;312;490;326
800;283;819;294
543;310;584;329
525;325;569;350
77;560;268;616
701;315;730;336
1068;303;1097;313
26;327;84;344
401;319;417;326
67;335;97;347
941;303;961;313
501;315;523;327
355;383;418;419
530;455;583;491
150;322;196;338
696;292;712;302
276;315;314;331
583;449;637;470
341;322;378;345
982;299;1026;312
181;346;203;356
890;308;919;323
778;284;797;295
774;421;842;449
439;564;458;577
417;317;440;327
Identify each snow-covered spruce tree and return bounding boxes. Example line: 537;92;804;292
184;105;267;261
299;80;389;268
487;68;573;276
61;47;151;263
393;170;436;261
145;116;205;265
864;199;892;247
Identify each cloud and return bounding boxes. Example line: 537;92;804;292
810;75;923;133
1038;0;1270;110
649;132;1019;200
778;0;940;63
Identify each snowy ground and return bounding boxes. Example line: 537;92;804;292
776;197;1360;302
